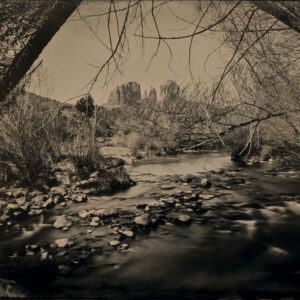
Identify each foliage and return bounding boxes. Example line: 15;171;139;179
75;95;95;118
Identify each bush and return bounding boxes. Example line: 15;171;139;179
0;94;64;186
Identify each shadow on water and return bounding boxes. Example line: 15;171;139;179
1;152;300;298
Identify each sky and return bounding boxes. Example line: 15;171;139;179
27;0;230;105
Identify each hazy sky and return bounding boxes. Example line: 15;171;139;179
28;1;229;105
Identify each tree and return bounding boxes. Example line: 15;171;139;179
75;94;95;118
0;0;81;102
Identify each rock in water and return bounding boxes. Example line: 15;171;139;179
135;214;150;226
109;240;121;247
119;230;135;238
58;265;71;274
55;238;74;248
72;194;87;203
53;215;72;229
200;178;211;188
178;214;191;224
50;186;67;196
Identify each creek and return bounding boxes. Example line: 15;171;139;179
1;151;300;298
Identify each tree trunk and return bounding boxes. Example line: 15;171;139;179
250;1;300;33
0;0;81;102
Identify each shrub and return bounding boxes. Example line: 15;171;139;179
0;93;64;186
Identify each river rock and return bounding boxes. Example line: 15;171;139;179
109;240;121;247
135;214;150;226
15;197;26;205
0;214;10;222
72;194;87;203
53;195;63;204
119;230;134;238
199;194;215;200
160;184;176;190
53;215;72;229
78;210;89;219
55;238;74;248
200;178;211;188
31;195;47;206
42;198;55;209
40;251;49;261
50;186;67;196
58;265;71;274
94;208;119;218
121;243;129;250
160;197;175;205
28;209;43;216
14;189;26;198
178;214;191;223
90;171;99;178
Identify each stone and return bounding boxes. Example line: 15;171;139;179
90;220;99;227
0;214;9;222
42;198;55;209
90;171;99;178
87;229;93;234
40;251;49;261
200;178;211;188
15;197;26;205
28;209;43;216
78;210;89;219
119;230;134;238
20;203;30;211
134;214;150;226
121;243;129;250
31;195;47;205
58;265;71;275
72;194;87;203
109;240;121;247
199;194;215;200
60;202;66;207
178;214;191;223
94;208;119;218
161;197;175;205
55;238;74;248
53;195;63;204
50;186;67;196
14;189;25;198
160;185;175;190
53;215;72;229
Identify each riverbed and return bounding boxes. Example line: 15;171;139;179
1;151;300;298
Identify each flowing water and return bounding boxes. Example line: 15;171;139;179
1;151;300;298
